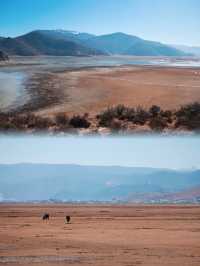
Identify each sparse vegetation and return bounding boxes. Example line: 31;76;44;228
134;107;150;125
97;103;200;133
69;114;90;128
97;105;149;127
0;113;55;132
0;102;200;134
55;112;69;126
149;105;161;117
175;102;200;130
149;115;168;132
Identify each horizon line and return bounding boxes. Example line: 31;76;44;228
0;162;198;171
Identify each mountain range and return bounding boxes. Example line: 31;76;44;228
0;30;190;57
0;163;200;203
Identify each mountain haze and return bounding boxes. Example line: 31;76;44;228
84;32;186;56
0;30;188;56
37;30;96;42
172;44;200;56
0;164;199;202
0;31;104;56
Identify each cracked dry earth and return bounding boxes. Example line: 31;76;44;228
0;204;200;266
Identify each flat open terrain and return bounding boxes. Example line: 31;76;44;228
35;66;200;117
0;204;200;266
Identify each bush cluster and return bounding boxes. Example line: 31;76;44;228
97;104;150;127
0;102;200;133
175;102;200;130
97;104;174;131
0;113;54;132
0;112;91;132
69;114;91;128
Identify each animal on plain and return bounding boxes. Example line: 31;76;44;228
65;215;71;223
42;213;50;220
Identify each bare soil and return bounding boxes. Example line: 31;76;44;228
0;204;200;266
33;66;200;117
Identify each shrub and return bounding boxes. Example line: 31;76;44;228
0;113;9;128
98;105;150;127
160;110;173;123
0;121;17;131
1;102;200;133
55;113;69;125
149;105;161;117
0;113;55;131
97;107;117;127
34;117;54;130
122;107;135;121
113;105;133;120
176;102;200;118
133;107;150;125
69;115;90;128
110;118;124;132
149;115;168;132
12;114;32;130
175;102;200;130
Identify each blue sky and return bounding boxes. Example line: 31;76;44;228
0;0;200;46
0;136;200;169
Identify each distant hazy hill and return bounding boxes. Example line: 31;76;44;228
171;44;200;56
37;30;96;42
158;186;200;202
126;40;186;56
127;186;200;203
0;30;188;56
84;32;187;56
84;32;142;54
0;31;104;56
0;163;200;202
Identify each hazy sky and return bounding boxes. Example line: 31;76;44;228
0;0;200;46
0;136;200;169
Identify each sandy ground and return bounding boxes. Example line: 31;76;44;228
0;204;200;266
34;66;200;117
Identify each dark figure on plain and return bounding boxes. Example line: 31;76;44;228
65;215;71;224
42;213;49;220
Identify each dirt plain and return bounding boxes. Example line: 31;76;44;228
34;66;200;117
0;204;200;266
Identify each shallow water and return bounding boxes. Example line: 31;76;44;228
0;71;28;112
2;55;200;71
0;56;200;112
